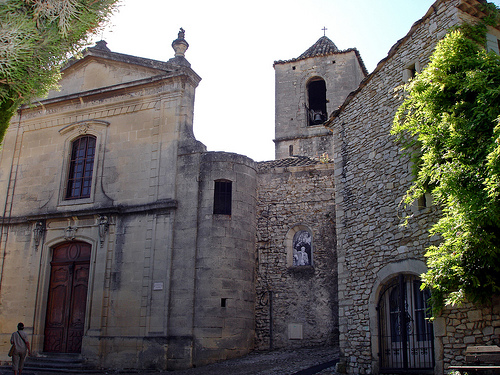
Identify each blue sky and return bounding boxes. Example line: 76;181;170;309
96;0;500;161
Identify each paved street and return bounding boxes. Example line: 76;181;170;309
0;347;339;375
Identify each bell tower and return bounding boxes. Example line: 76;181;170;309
273;34;367;159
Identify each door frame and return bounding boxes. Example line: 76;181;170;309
44;242;91;353
368;259;439;375
377;273;434;373
33;236;97;354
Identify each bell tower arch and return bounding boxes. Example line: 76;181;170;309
273;35;367;159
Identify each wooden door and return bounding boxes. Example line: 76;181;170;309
44;242;91;353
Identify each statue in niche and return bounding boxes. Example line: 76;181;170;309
293;230;312;266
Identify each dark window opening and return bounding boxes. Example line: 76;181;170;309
213;180;232;215
307;78;327;126
289;145;294;156
404;64;417;82
66;135;96;200
417;195;426;210
409;64;416;78
417;194;431;210
221;298;227;308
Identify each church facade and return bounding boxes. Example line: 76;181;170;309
1;1;500;374
0;32;257;370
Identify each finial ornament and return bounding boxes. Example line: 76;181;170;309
322;27;327;36
172;27;189;57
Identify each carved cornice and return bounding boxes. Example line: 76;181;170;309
1;199;178;225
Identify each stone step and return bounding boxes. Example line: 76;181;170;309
23;353;96;373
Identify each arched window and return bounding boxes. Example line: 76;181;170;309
292;230;312;266
65;136;96;199
307;78;327;126
378;274;434;372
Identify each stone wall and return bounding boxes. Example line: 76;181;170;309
438;298;500;371
329;1;460;373
193;152;257;366
255;160;337;350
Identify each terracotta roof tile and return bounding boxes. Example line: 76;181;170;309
298;36;339;59
256;156;322;172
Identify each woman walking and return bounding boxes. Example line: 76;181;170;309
10;322;31;375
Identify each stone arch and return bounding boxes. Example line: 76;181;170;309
368;259;430;374
306;76;327;126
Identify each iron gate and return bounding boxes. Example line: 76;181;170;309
378;274;434;373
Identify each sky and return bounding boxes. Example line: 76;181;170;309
93;0;500;162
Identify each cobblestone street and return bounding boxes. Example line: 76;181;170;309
0;347;339;375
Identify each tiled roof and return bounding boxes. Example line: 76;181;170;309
298;36;339;59
273;37;367;73
256;156;322;172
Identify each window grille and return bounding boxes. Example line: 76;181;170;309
378;274;434;373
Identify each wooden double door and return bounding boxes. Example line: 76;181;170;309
44;242;91;353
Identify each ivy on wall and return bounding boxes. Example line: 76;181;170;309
392;3;500;313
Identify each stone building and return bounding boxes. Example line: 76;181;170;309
1;0;500;374
0;31;257;370
0;27;358;370
253;35;365;351
325;0;500;374
273;36;367;159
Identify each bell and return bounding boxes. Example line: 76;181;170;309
313;112;323;123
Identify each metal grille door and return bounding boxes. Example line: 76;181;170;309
378;274;434;374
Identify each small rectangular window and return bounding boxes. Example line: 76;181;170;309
213;180;232;215
486;33;500;55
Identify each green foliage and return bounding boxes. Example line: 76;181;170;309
392;9;500;313
0;0;119;141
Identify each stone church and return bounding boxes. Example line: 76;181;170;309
0;0;500;374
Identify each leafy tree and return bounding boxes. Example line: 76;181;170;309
392;5;500;313
0;0;119;142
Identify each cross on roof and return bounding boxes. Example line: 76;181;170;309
322;27;327;36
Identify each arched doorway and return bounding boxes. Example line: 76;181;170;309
44;242;91;353
378;274;434;373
